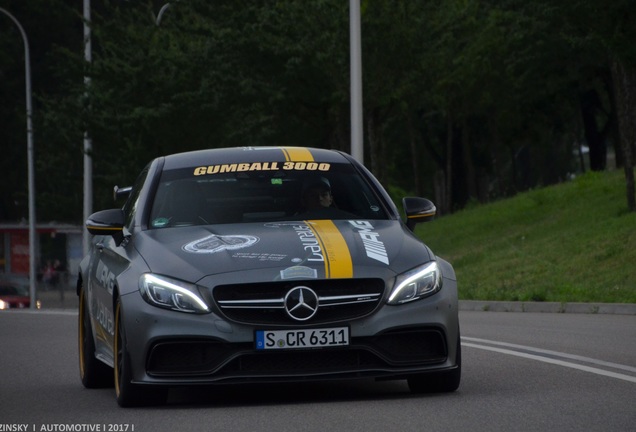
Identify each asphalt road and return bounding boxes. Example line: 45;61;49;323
1;309;634;432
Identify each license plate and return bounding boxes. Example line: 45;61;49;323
255;327;349;350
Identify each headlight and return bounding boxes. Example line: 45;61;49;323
139;274;210;314
388;261;443;305
0;299;8;310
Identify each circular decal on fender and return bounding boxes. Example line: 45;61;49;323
183;234;259;254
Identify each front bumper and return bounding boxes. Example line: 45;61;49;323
119;281;459;386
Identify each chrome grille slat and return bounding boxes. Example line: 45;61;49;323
213;278;385;325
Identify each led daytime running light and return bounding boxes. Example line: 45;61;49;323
141;274;209;313
388;261;441;304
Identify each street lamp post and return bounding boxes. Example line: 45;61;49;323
156;3;172;26
0;7;38;309
83;0;93;257
350;0;363;163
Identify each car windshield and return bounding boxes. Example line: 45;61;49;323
148;162;389;228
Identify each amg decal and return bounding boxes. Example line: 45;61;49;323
349;220;389;265
95;260;115;295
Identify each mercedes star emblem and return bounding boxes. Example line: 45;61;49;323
284;286;319;321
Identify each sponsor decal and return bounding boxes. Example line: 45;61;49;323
95;260;115;295
264;222;305;229
183;235;259;254
348;220;389;265
232;252;287;262
280;265;318;280
293;223;324;263
265;221;354;278
94;299;114;337
193;161;330;176
304;220;353;278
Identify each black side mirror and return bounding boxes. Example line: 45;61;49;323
113;185;132;201
86;209;125;245
403;197;436;230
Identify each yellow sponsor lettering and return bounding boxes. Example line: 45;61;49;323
192;161;328;176
283;162;330;171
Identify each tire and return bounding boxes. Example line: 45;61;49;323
114;298;167;407
78;288;113;388
408;330;462;394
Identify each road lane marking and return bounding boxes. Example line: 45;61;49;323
462;337;636;384
1;309;78;316
463;337;636;374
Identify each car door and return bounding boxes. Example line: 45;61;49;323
85;165;152;366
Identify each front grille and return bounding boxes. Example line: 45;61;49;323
146;328;447;378
213;279;385;325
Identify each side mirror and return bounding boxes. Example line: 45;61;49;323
113;185;132;201
403;197;436;230
86;209;125;244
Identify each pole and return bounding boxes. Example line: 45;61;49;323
156;3;171;26
349;0;363;163
83;0;93;257
0;8;37;309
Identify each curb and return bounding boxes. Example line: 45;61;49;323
459;300;636;315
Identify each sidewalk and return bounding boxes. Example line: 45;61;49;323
35;287;636;315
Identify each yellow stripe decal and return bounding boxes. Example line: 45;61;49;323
305;220;353;278
86;225;122;231
282;147;314;162
407;212;435;220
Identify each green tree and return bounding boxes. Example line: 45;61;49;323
3;0;636;223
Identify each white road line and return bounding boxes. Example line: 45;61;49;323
462;337;636;384
463;336;636;374
1;309;78;316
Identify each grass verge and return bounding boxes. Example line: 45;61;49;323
415;170;636;303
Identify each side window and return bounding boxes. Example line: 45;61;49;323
122;167;150;228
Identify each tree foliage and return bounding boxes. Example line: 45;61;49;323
0;0;634;223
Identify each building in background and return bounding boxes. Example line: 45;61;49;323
0;223;82;290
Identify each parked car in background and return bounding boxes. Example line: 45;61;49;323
0;277;30;309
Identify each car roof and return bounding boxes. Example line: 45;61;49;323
161;147;352;171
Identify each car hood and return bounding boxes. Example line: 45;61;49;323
135;219;433;283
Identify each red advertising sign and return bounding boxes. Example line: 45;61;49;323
10;231;30;274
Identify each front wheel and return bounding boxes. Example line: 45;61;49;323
408;331;461;394
114;298;167;407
